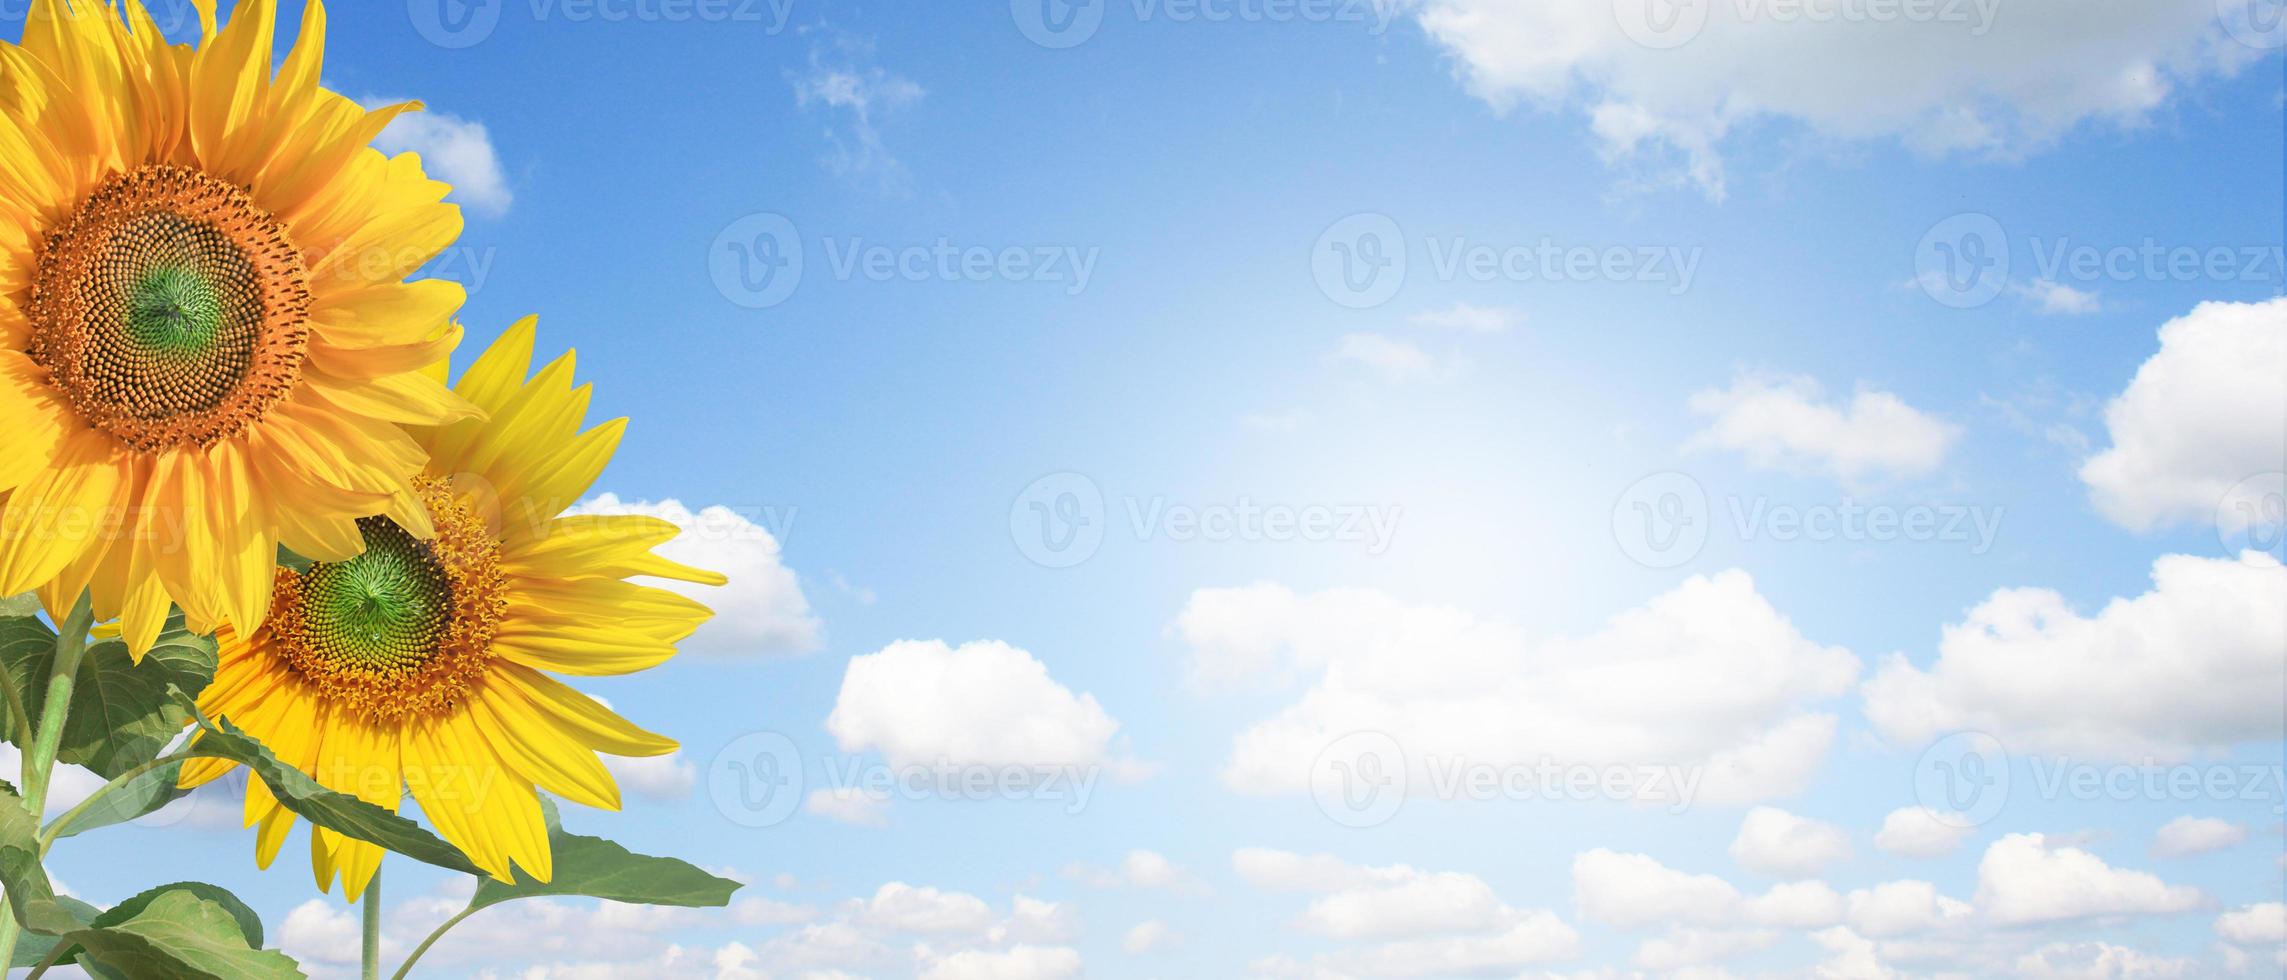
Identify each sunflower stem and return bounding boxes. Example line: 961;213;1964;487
363;868;383;980
0;591;94;972
387;903;476;980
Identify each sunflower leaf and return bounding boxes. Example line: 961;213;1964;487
6;896;102;969
0;611;217;778
0;594;39;618
168;689;486;877
64;889;302;980
47;760;191;841
0;786;94;939
469;799;741;911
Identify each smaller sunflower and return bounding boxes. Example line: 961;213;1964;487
181;318;725;897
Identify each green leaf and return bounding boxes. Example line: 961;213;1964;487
173;694;484;877
0;614;54;748
0;612;217;777
66;890;301;980
47;761;191;841
470;799;741;911
92;881;265;948
7;896;100;969
0;594;39;618
0;786;93;938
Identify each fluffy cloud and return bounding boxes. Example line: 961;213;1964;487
2080;298;2287;532
1400;0;2269;198
1179;571;1858;806
1574;849;1753;928
604;752;697;801
1843;879;1973;937
1632;928;1778;971
1863;552;2287;759
1689;373;1958;482
2014;941;2197;979
2150;815;2246;858
1872;806;1972;858
919;945;1080;980
369;103;512;217
1731;806;1853;878
1065;850;1192;891
1239;849;1579;976
1332;332;1450;383
571;494;820;657
827;639;1124;771
1122;920;1174;955
1973;833;2204;925
2216;902;2287;945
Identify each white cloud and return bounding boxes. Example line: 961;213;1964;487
279;899;365;966
2216;901;2287;945
1064;850;1192;890
1179;571;1859;806
2015;279;2104;315
1401;0;2267;199
827;639;1124;771
368;102;512;217
1873;806;1972;858
571;494;821;658
1238;849;1579;976
1731;806;1853;878
1863;552;2287;759
858;883;995;935
805;786;891;827
1843;880;1972;937
1573;849;1746;929
1332;332;1450;383
2080;298;2287;532
1743;880;1846;929
1688;373;1958;483
604;752;696;801
1632;928;1778;970
1408;301;1523;334
918;945;1081;980
791;30;925;194
1122;920;1174;955
1973;833;2204;925
2014;941;2197;979
2149;815;2246;858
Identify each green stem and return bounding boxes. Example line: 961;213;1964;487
36;747;192;856
386;904;475;980
362;867;383;980
0;591;93;972
22;937;69;980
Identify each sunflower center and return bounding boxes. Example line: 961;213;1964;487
27;165;311;452
270;481;507;723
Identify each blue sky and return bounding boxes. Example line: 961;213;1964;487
10;0;2287;977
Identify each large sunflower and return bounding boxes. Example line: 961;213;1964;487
181;318;724;898
0;0;476;653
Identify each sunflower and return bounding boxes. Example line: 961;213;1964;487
180;317;725;898
0;0;477;654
